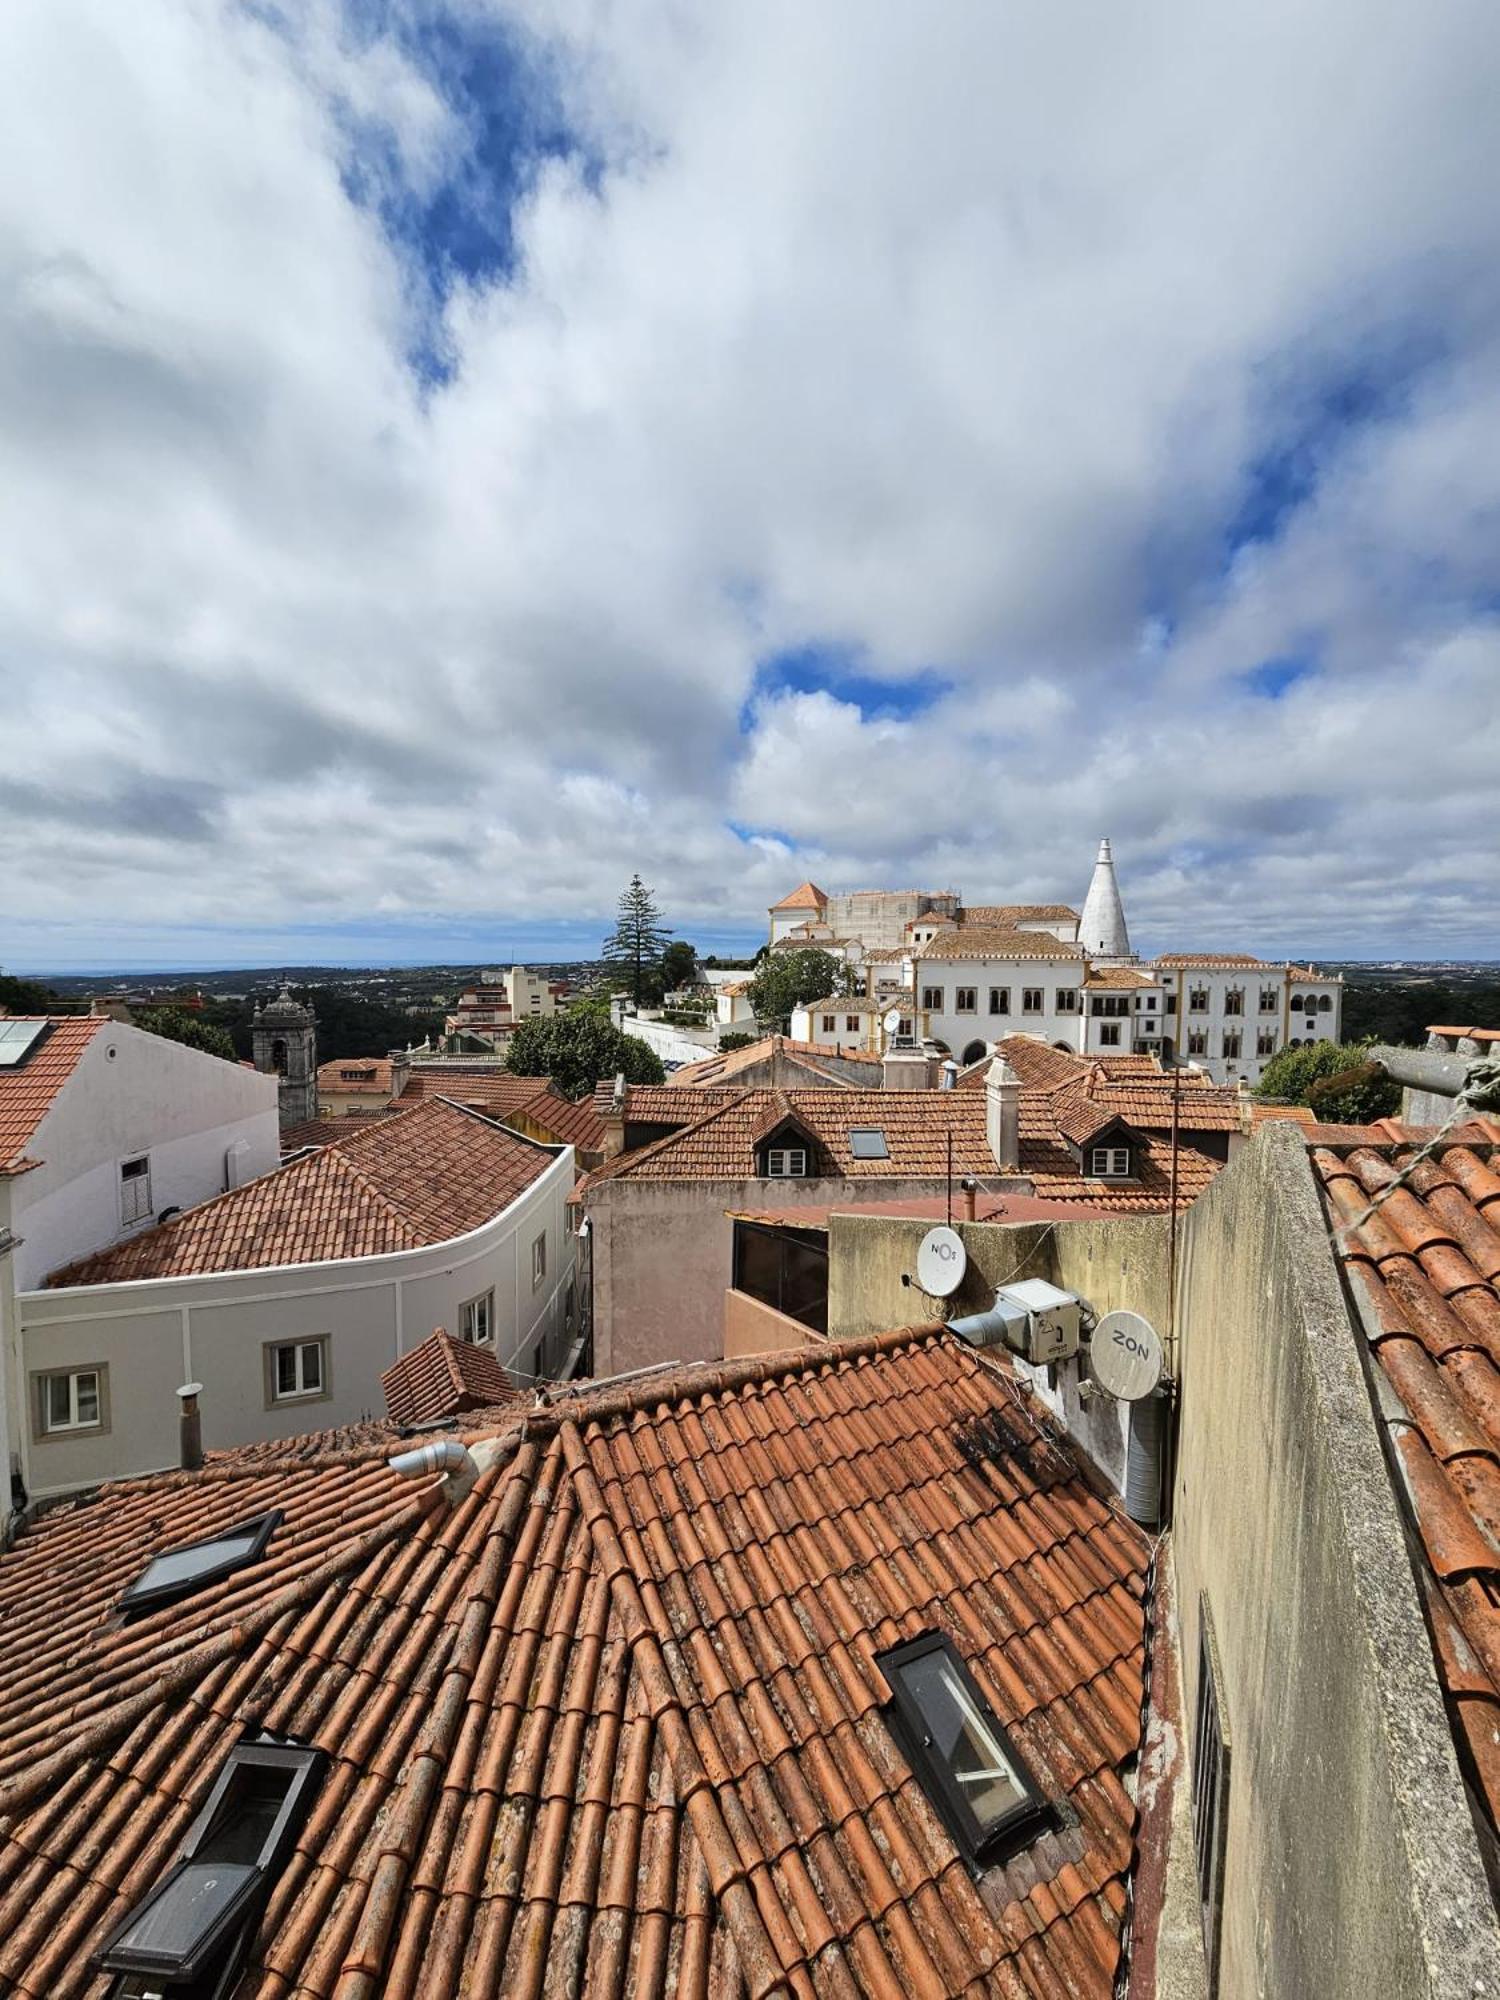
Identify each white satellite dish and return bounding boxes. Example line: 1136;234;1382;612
883;1006;905;1034
1089;1310;1165;1401
916;1225;968;1298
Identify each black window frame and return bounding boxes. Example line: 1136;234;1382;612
875;1629;1049;1871
120;1509;283;1620
848;1127;889;1160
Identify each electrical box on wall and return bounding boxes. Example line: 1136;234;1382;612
950;1279;1083;1366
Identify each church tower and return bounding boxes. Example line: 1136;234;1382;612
252;986;318;1126
1078;837;1132;961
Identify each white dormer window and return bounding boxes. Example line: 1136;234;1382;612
766;1147;808;1178
1090;1147;1132;1178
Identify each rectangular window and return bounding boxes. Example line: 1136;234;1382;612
460;1290;494;1345
845;1015;860;1033
531;1231;547;1288
1055;988;1078;1012
267;1339;328;1404
821;1013;836;1032
1193;1596;1232;1996
1098;1022;1122;1046
1259;987;1279;1013
120;1155;152;1225
1189;989;1210;1014
921;985;944;1011
875;1631;1045;1869
35;1366;107;1437
765;1147;808;1179
1165;993;1178;1015
1187;1030;1208;1057
1223;989;1243;1016
1090;1146;1131;1176
988;987;1010;1015
1222;1032;1242;1059
1256;1030;1277;1058
954;987;978;1013
1022;988;1044;1014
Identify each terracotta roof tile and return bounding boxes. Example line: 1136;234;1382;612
1312;1138;1500;1836
0;1018;108;1175
917;928;1085;962
665;1036;877;1089
281;1108;400;1151
315;1056;395;1094
0;1327;1147;1998
959;904;1080;925
1083;967;1158;989
381;1328;523;1426
1153;953;1274;969
770;880;828;911
958;1038;1243;1136
47;1100;558;1286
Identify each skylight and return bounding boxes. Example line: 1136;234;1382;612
0;1018;48;1067
98;1730;326;1995
120;1510;283;1618
876;1631;1047;1868
849;1128;890;1159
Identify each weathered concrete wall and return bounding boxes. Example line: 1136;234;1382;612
1171;1124;1499;1999
723;1288;822;1360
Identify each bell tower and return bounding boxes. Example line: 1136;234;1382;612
252;986;318;1126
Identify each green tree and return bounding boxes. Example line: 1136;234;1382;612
747;948;844;1031
1255;1039;1400;1124
133;1007;239;1063
507;1012;665;1099
661;939;698;992
0;973;58;1013
717;1031;756;1052
600;875;672;1007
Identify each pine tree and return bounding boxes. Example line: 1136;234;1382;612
600;874;672;1006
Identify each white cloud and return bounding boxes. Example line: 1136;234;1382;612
1;0;1498;965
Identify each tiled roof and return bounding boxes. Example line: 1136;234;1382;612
526;1089;610;1157
917;928;1085;962
315;1056;394;1094
1251;1103;1318;1128
47;1100;558;1287
0;1018;108;1176
1083;968;1157;990
1429;1026;1500;1044
971;1039;1244;1136
0;1326;1148;1999
770;879;828;910
381;1327;522;1427
664;1037;873;1089
281;1109;400;1152
1312;1139;1500;1835
579;1085;1222;1209
796;994;883;1015
959;905;1080;925
1152;953;1270;970
401;1068;555;1115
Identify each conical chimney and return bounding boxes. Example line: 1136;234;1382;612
1078;837;1131;960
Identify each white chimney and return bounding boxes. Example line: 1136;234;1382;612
986;1057;1021;1171
882;1044;933;1091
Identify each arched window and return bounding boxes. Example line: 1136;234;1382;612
1289;995;1304;1013
1317;994;1332;1012
961;1040;988;1066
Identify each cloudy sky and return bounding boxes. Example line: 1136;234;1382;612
2;0;1498;971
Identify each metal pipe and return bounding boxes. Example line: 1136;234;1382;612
389;1438;471;1480
1369;1046;1469;1097
178;1381;204;1473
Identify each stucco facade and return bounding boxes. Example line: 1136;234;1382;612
14;1143;576;1500
1158;960;1343;1084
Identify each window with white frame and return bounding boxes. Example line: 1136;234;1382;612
119;1155;152;1225
921;986;944;1011
1089;1147;1132;1177
268;1339;327;1403
460;1289;494;1345
1022;988;1043;1014
989;987;1010;1015
36;1366;106;1436
954;987;978;1013
531;1231;547;1288
765;1147;809;1178
1098;1022;1122;1046
1056;989;1078;1012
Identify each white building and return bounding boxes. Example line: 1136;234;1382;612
714;980;758;1033
1156;955;1343;1084
909;928;1092;1065
13;1098;575;1502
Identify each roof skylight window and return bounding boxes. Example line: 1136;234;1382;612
120;1510;282;1619
849;1128;890;1159
0;1018;48;1067
876;1631;1047;1868
97;1730;325;1998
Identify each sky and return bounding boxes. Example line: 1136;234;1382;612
2;1;1499;972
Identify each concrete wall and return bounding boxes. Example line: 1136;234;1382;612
12;1025;280;1291
1170;1125;1498;1999
14;1147;575;1498
723;1287;823;1360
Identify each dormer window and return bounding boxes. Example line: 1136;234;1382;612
876;1631;1047;1871
1090;1146;1132;1178
765;1147;808;1178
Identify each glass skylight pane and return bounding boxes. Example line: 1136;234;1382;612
0;1018;46;1066
107;1860;258;1968
849;1129;889;1159
899;1648;1029;1827
132;1529;262;1596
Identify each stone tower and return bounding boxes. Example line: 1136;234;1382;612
252;986;318;1126
1078;837;1132;960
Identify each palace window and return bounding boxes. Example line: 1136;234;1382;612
1223;989;1243;1017
922;986;944;1011
955;987;978;1013
1021;988;1044;1014
1098;1023;1122;1046
1189;989;1210;1014
1256;1031;1277;1058
1056;989;1078;1012
1222;1032;1242;1059
1187;1031;1208;1057
988;987;1010;1015
1259;987;1279;1013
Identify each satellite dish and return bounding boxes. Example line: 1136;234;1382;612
917;1225;968;1298
1089;1310;1164;1401
883;1006;905;1033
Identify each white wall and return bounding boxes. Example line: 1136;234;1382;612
10;1025;280;1292
1158;967;1342;1083
15;1145;575;1499
611;1008;719;1067
913;955;1090;1063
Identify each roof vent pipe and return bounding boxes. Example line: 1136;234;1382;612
389;1437;471;1481
178;1381;204;1473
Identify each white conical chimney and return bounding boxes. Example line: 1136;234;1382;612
1079;837;1131;960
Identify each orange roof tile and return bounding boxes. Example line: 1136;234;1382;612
314;1056;394;1094
0;1326;1148;1998
770;878;828;910
280;1108;400;1151
0;1018;108;1175
1153;952;1273;969
959;903;1080;924
381;1326;522;1426
962;1038;1243;1136
917;927;1085;961
1083;966;1158;989
1313;1139;1500;1835
47;1100;558;1286
665;1035;874;1088
1428;1026;1500;1043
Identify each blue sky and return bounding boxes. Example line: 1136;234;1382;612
2;0;1499;973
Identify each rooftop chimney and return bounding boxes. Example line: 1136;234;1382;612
881;1042;933;1091
1078;836;1132;960
388;1046;411;1099
986;1057;1021;1172
178;1381;204;1472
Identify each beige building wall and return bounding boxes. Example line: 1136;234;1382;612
723;1288;822;1360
